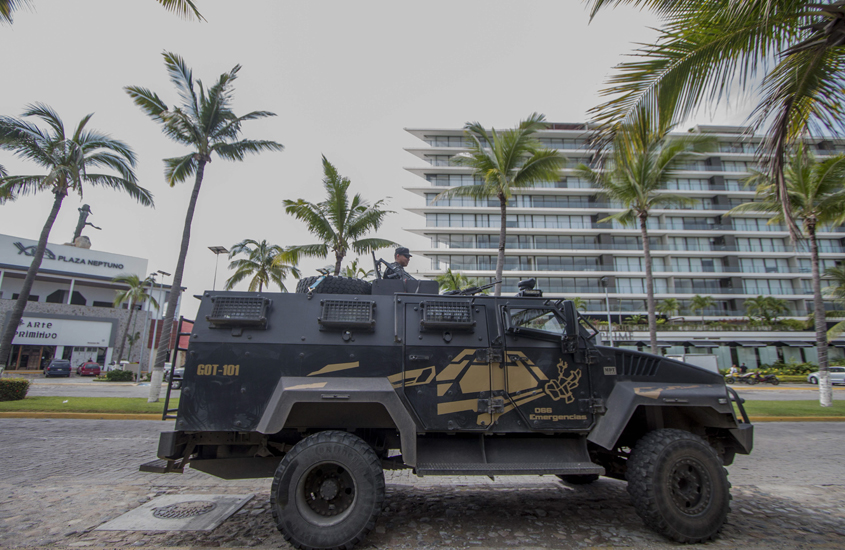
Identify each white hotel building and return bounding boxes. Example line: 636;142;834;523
403;124;845;370
0;233;175;372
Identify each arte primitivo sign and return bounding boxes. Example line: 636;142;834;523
13;316;112;347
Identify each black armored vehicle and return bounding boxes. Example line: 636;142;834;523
146;275;752;549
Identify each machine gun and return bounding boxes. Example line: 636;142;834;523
441;280;501;296
372;251;401;280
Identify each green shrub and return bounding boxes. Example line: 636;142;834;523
0;378;32;401
776;319;809;331
758;362;818;375
105;370;135;382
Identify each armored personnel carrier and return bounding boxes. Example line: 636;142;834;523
145;276;752;549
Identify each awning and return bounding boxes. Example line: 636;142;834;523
733;341;767;347
781;341;813;348
684;340;721;348
636;341;674;348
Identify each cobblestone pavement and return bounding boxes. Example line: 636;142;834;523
0;419;843;549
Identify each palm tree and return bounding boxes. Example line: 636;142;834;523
126;52;283;400
587;0;845;241
657;298;680;320
744;296;791;324
113;274;158;362
1;0;203;24
435;113;564;296
0;104;152;368
690;294;716;325
625;314;645;325
728;148;845;406
284;155;394;275
126;331;142;362
569;296;588;312
823;265;845;341
576;110;714;354
435;268;482;293
341;259;374;280
224;239;300;292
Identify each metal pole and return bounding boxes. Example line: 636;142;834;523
605;286;613;347
213;254;220;291
146;274;158;374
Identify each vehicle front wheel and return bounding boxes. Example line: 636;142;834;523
770;378;780;385
271;430;385;550
809;376;819;385
724;376;735;384
627;429;730;543
171;380;182;390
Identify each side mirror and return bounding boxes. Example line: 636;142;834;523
561;300;579;353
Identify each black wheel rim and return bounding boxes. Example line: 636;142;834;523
668;458;712;516
297;462;356;526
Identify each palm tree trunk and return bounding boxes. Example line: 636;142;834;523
640;214;658;355
0;190;65;367
334;252;343;276
494;193;507;297
149;160;206;402
116;298;137;361
809;226;832;406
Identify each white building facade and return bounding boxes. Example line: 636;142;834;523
0;233;173;371
403;124;845;370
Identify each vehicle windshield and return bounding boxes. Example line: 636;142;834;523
510;308;564;335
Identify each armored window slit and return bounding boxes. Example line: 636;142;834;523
319;300;376;330
420;300;475;331
206;296;271;329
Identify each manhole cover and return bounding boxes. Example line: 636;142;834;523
153;501;217;519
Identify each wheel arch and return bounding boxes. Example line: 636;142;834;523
588;382;752;460
256;376;419;467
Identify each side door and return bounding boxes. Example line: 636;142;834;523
400;297;496;431
501;301;593;432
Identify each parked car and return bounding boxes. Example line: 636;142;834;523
76;361;101;376
44;359;71;378
164;365;184;389
808;366;845;385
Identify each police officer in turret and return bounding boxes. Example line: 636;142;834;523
386;247;416;281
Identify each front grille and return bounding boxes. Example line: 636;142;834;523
616;352;661;377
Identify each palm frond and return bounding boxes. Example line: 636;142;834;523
156;0;205;21
214;139;284;161
163;154;197;185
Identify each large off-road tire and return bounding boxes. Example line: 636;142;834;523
627;429;730;543
295;276;372;295
270;430;385;550
557;474;600;485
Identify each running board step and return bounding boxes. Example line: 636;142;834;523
416;462;604;476
139;458;183;474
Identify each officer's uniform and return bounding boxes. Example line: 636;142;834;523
386;247;416;281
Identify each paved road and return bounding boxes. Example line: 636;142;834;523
0;419;843;549
732;384;845;401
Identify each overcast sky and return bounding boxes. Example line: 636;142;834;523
0;1;754;318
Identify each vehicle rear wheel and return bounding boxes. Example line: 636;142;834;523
271;430;384;550
724;376;735;384
557;474;599;485
746;377;758;385
296;275;372;295
770;378;780;385
809;376;819;384
171;380;182;389
627;429;730;543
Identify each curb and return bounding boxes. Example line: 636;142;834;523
0;412;166;420
748;416;845;422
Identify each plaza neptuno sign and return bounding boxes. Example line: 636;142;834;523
0;233;147;278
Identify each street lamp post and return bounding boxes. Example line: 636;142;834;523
601;276;613;347
148;270;170;373
208;246;229;291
